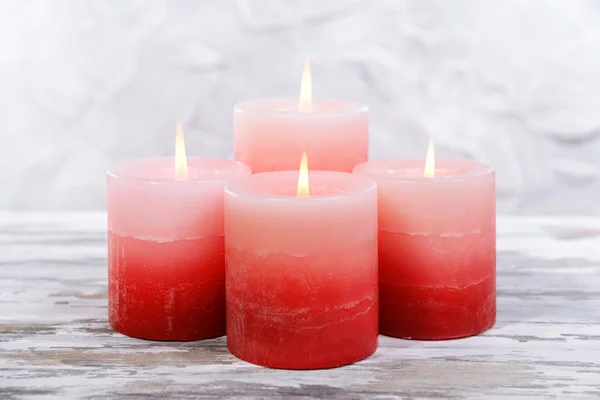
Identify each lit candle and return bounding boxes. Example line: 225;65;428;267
353;142;496;340
225;153;378;369
234;60;369;173
107;124;250;341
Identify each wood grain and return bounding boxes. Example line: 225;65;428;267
1;212;599;399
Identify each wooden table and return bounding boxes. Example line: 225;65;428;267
1;213;599;399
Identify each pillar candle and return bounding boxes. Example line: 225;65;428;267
354;158;496;340
107;157;250;341
234;98;368;173
225;170;378;369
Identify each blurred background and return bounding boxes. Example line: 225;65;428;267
0;0;598;214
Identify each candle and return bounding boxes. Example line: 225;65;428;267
353;143;496;340
234;61;368;173
107;125;250;341
225;154;378;369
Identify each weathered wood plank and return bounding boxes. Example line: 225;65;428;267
1;213;599;399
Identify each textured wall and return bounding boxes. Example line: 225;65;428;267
1;0;599;213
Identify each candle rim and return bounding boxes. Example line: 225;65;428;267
225;170;376;201
234;97;368;116
107;157;250;184
353;158;495;181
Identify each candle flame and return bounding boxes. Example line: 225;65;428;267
424;140;435;178
297;152;309;197
175;122;188;181
298;59;312;113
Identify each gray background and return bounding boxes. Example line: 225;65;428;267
0;0;598;214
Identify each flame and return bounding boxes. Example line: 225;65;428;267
298;59;312;113
424;139;435;178
175;122;188;181
297;152;309;197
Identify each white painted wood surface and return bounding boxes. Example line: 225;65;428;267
1;212;599;399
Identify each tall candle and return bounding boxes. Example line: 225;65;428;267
234;62;368;173
353;153;496;340
107;129;250;341
225;162;378;369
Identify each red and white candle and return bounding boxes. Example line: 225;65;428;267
234;61;368;173
107;125;250;341
225;154;378;369
353;142;496;340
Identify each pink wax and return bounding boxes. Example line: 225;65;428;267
234;98;368;173
353;159;496;340
107;157;250;341
224;171;378;369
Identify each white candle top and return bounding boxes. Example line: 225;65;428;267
108;158;250;241
224;171;377;256
108;157;249;182
353;158;494;181
225;170;375;200
353;158;495;235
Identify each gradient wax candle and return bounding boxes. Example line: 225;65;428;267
107;126;250;341
234;61;368;173
353;144;496;340
225;155;378;369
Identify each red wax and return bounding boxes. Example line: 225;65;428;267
224;171;379;369
378;231;495;340
108;234;224;341
354;158;496;340
107;158;250;341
